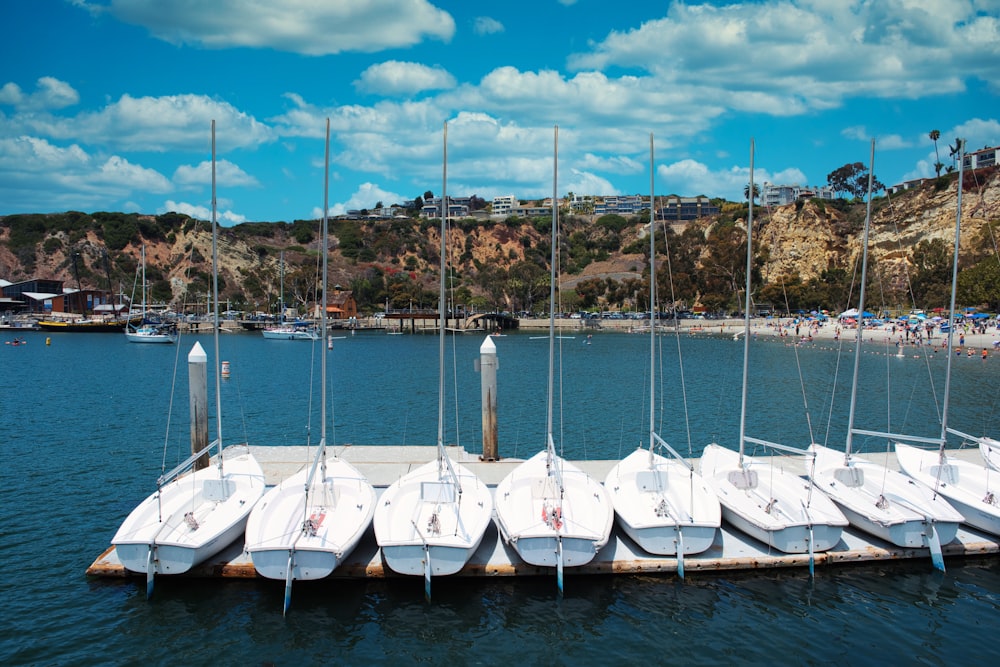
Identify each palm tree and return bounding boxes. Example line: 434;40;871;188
744;182;760;203
929;129;942;176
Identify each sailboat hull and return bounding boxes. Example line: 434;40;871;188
373;459;494;576
494;451;614;567
125;327;176;344
113;447;266;574
605;448;720;555
261;327;318;340
895;444;1000;537
810;445;961;548
245;459;376;580
700;445;847;553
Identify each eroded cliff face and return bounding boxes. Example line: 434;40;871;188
753;170;998;288
2;170;996;308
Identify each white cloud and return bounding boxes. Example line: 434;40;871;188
173;159;260;188
327;183;406;216
60;94;274;152
102;0;455;55
355;61;457;96
567;1;1000;112
94;155;172;192
658;158;807;200
0;77;79;111
161;199;246;226
473;17;504;35
0;135;172;211
840;126;910;150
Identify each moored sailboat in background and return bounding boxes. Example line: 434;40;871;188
700;139;847;564
493;126;614;592
604;134;720;572
125;244;176;344
808;140;961;568
262;251;319;341
111;121;266;596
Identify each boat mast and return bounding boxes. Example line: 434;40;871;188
211;119;223;459
321;118;330;457
547;125;558;466
278;251;285;325
141;244;147;319
939;139;964;458
737;139;754;467
438;121;447;467
649;133;656;464
844;139;877;463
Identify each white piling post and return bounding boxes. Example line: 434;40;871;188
478;335;499;461
188;341;210;471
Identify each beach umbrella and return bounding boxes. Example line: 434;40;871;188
862;311;875;318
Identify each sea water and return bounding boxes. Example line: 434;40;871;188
1;328;998;665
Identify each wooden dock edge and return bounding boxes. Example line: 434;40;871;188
87;532;999;580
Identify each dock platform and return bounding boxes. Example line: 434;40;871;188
87;445;999;580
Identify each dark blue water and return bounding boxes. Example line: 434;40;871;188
2;329;998;665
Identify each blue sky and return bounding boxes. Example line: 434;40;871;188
1;0;998;225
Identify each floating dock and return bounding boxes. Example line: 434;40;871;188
87;446;999;580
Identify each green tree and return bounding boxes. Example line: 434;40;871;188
744;183;760;203
958;257;1000;311
826;162;884;200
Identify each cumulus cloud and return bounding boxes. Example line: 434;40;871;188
0;135;172;211
161;199;246;226
355;61;457;96
0;77;79;111
841;125;912;150
473;17;504;35
567;1;1000;112
53;94;275;152
658;158;807;201
327;182;405;217
100;0;455;55
173;159;260;188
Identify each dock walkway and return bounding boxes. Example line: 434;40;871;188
87;446;999;579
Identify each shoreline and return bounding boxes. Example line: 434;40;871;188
512;316;1000;354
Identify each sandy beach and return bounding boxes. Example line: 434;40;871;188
516;315;1000;357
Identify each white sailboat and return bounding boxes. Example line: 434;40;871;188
244;119;376;614
125;244;176;344
112;120;266;595
604;134;720;571
372;121;493;599
895;138;1000;537
262;252;319;340
493;126;614;591
700;139;847;561
809;140;961;566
